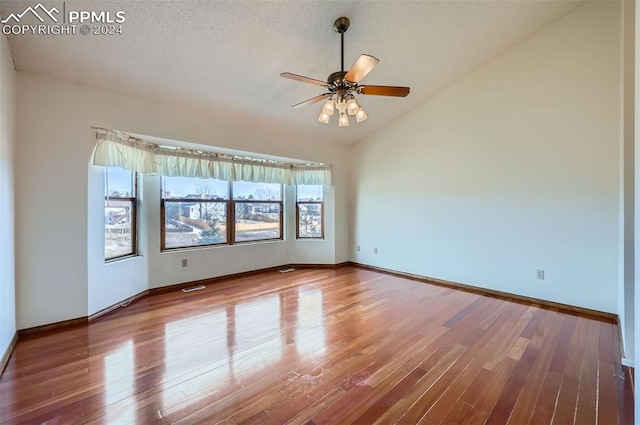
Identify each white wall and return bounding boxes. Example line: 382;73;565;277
87;163;148;314
351;1;621;313
0;33;16;359
145;175;339;289
621;0;635;365
634;0;640;418
285;185;337;265
16;73;349;327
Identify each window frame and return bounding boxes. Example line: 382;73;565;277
161;198;230;250
104;169;137;262
232;198;284;244
161;180;284;251
296;186;325;240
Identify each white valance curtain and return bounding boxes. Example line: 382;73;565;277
91;128;333;186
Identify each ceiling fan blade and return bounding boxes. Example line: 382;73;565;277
292;93;331;109
280;72;327;87
360;85;410;97
344;54;379;83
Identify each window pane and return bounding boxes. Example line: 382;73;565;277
105;200;133;259
297;185;323;239
298;204;323;238
297;185;323;202
163;176;229;200
233;181;282;201
164;201;227;249
106;168;134;197
235;203;281;242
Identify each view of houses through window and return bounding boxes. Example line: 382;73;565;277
104;167;137;260
162;177;282;250
103;171;324;259
297;185;324;238
233;181;282;242
163;177;229;249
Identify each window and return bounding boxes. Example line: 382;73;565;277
105;167;137;261
161;178;282;250
162;177;229;250
233;182;282;243
297;185;324;239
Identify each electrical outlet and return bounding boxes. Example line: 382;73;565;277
182;259;188;268
373;247;378;254
357;245;361;252
536;269;544;280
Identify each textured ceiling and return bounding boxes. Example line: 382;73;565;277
1;0;584;145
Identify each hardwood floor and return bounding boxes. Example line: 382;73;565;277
0;266;633;424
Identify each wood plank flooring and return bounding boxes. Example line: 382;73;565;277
0;266;634;424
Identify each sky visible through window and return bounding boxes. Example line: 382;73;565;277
297;185;323;201
163;176;281;200
106;170;322;200
105;168;133;196
164;176;229;199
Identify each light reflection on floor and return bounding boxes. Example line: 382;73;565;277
159;295;287;415
92;278;335;421
296;288;326;357
104;340;135;423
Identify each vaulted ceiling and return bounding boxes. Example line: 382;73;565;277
1;0;584;145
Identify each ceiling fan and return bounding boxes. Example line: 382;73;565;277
280;17;410;127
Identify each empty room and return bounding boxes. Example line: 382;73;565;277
0;0;637;423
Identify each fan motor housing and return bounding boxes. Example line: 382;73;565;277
327;71;347;86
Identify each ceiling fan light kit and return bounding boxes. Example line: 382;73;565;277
280;17;410;128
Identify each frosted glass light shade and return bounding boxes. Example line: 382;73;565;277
356;107;367;122
336;98;347;114
321;99;335;116
338;112;349;127
318;111;330;124
346;98;359;116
